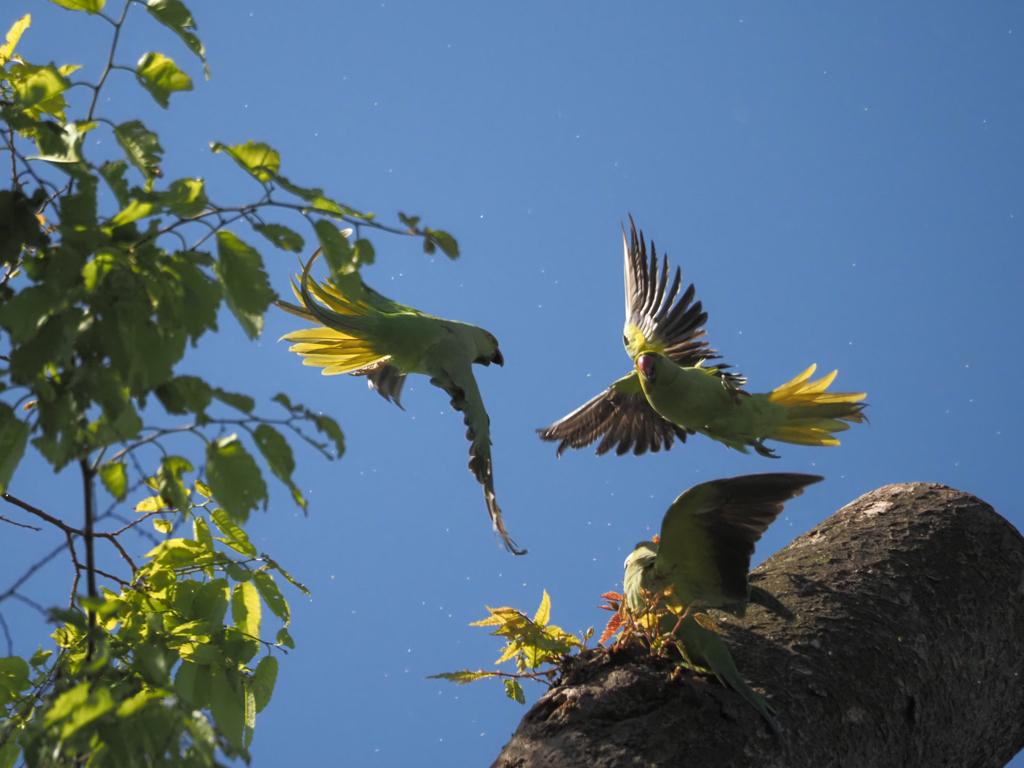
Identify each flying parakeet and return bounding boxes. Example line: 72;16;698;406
276;248;525;555
538;217;867;458
623;472;822;737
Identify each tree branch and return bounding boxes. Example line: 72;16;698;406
491;484;1024;768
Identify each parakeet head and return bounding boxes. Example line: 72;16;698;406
635;352;661;383
471;328;504;367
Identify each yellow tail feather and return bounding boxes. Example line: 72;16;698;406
766;364;867;447
279;272;389;375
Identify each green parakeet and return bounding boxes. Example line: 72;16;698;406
276;249;525;555
623;472;822;737
538;217;866;458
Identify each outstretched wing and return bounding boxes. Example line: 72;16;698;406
537;372;692;457
655;473;823;606
623;215;743;383
428;356;525;555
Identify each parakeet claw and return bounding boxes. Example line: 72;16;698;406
753;439;779;459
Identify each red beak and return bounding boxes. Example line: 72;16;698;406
637;354;657;382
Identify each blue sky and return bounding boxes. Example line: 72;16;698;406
5;1;1023;765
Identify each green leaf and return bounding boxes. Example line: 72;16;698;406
98;160;130;208
109;198;155;227
312;413;345;458
28;119;95;164
145;0;208;77
145;539;211;568
0;737;18;768
210;507;257;557
252;655;277;713
210;140;279;183
135;51;193;108
51;683;115;738
155;375;213;415
534;590;551;627
192;579;229;627
114;120;164;180
0;656;30;700
252;571;288;623
253;424;304;509
504;679;526;704
175;660;212;709
275;628;294;649
425;228;459;259
153;518;173;533
427;670;497;685
0;188;49;265
157;455;193;512
206;436;267;524
116;688;166;717
232;582;261;638
313;219;355;280
9;63;70;118
179;642;224;666
135;495;167;513
99;461;128;501
193;515;214;551
215;231;274;339
211;387;254;414
353;238;375;269
209;667;245;749
0;15;31;66
265;558;309;596
46;0;105;12
252;223;304;252
164;177;208;217
0;403;30;494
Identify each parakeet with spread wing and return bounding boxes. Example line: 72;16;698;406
538;217;866;458
276;247;524;555
623;473;822;737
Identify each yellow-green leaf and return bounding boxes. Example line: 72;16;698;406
99;461;128;501
231;581;260;638
153;518;173;534
252;571;288;623
504;679;525;705
210;140;279;183
135;495;167;513
0;15;30;65
47;0;105;13
135;51;193;108
534;590;551;627
252;655;277;713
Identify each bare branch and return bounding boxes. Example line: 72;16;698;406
1;493;79;535
0;514;41;531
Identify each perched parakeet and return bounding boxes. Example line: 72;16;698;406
623;473;821;737
538;217;867;458
276;249;525;555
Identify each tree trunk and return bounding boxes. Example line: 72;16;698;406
490;483;1024;768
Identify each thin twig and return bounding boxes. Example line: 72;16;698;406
104;424;196;466
0;514;41;531
9;592;47;616
1;493;79;535
66;532;81;609
86;0;132;122
0;612;11;656
0;542;68;607
96;532;138;574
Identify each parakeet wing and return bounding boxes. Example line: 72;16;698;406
623;215;743;384
429;361;525;555
655;473;823;606
537;372;692;457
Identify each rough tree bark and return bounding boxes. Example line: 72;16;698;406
490;483;1024;768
